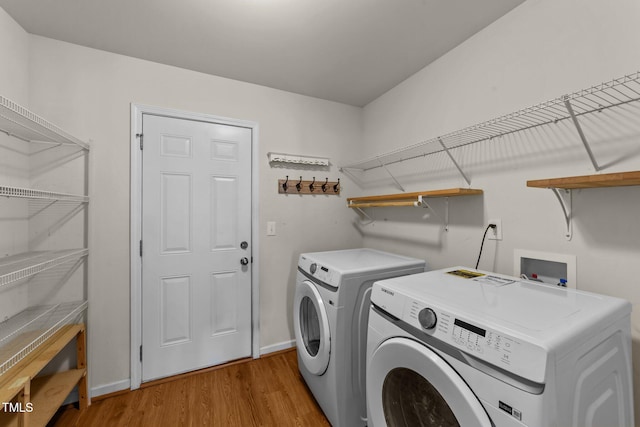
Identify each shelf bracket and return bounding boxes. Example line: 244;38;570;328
354;207;374;225
563;96;600;172
417;196;449;231
550;188;572;241
438;138;471;186
378;158;405;192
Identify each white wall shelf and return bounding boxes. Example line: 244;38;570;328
0;249;89;289
0;94;90;420
0;96;90;150
0;186;89;203
340;71;640;185
0;301;87;376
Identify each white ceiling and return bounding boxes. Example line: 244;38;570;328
0;0;524;106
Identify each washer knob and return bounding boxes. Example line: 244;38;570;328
418;308;437;330
310;263;317;274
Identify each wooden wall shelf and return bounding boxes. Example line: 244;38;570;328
347;188;483;208
527;171;640;189
347;188;483;230
527;170;640;240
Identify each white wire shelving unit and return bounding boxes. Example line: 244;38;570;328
0;93;89;409
0;301;87;376
0;249;89;290
0;96;90;150
340;71;640;187
0;185;89;203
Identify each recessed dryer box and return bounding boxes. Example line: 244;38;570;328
514;249;576;289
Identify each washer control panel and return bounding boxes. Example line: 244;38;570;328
404;299;547;383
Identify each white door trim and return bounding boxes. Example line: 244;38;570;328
130;103;260;390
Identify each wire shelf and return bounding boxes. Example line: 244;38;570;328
0;185;89;202
0;301;87;376
340;71;640;171
0;249;89;289
0;95;90;150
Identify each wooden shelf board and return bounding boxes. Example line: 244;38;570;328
29;369;85;427
347;188;482;205
0;325;83;403
527;171;640;189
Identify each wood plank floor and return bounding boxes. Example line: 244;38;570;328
51;349;330;426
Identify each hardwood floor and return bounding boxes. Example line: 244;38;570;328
52;349;330;426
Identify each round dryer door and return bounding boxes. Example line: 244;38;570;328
367;337;492;427
294;280;331;375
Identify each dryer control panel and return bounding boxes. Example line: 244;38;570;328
299;256;340;288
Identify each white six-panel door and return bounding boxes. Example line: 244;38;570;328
141;114;252;382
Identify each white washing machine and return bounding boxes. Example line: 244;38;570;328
294;248;426;427
367;266;634;427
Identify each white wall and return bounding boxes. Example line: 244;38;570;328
0;7;30;325
22;35;362;394
361;0;640;418
0;7;28;104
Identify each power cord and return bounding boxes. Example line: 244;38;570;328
475;224;497;269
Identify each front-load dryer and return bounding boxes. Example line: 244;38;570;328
367;267;634;427
294;248;426;427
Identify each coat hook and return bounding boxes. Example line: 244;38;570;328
309;177;316;192
296;176;303;192
282;175;289;192
334;178;340;193
322;178;328;193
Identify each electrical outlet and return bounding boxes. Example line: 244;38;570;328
488;219;502;240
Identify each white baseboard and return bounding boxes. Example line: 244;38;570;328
260;339;295;355
91;379;131;398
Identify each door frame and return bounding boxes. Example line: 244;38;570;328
129;103;260;390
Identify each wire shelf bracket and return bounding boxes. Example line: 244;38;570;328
379;159;405;192
563;96;600;172
417;195;449;231
438;137;471;186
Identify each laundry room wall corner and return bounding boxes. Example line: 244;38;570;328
360;0;640;419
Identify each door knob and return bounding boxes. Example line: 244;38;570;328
240;257;249;266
